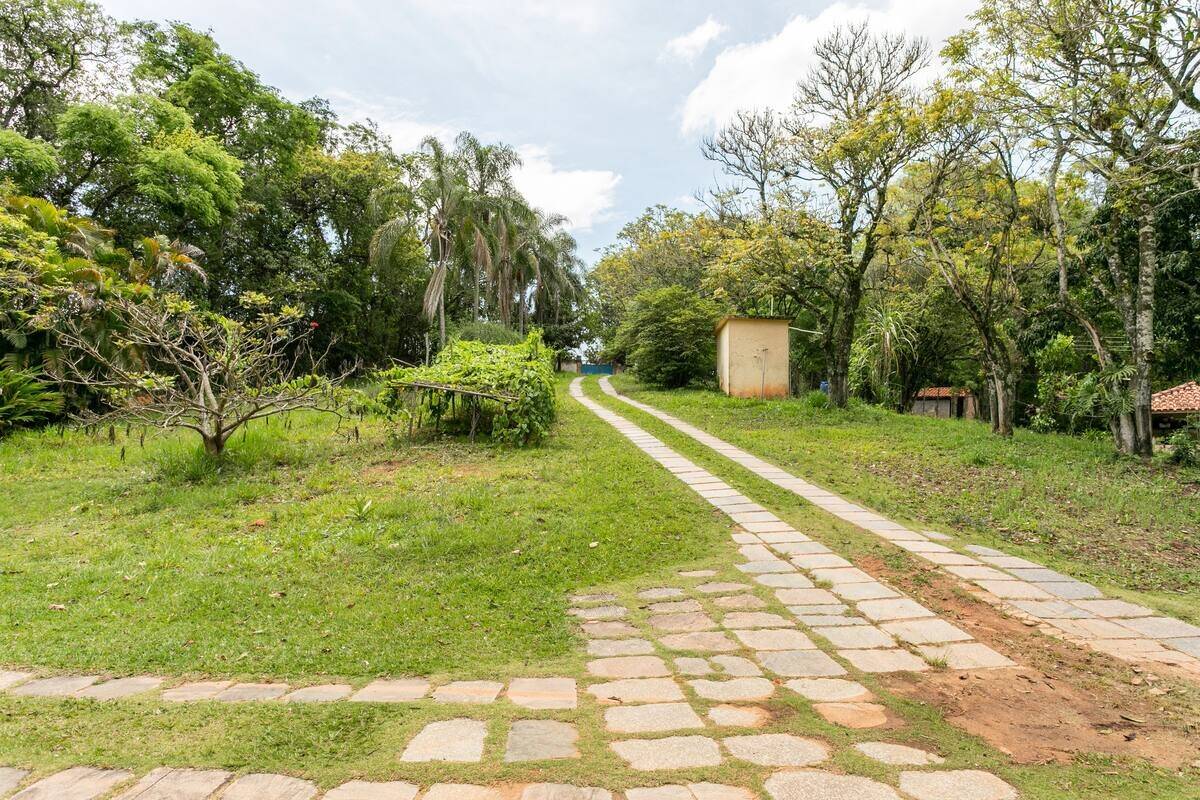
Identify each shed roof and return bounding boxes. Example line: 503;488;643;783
914;386;973;399
1151;380;1200;414
714;315;791;332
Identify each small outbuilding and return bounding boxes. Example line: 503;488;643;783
1151;380;1200;432
715;316;790;399
911;387;979;419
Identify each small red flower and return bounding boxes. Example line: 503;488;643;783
309;321;319;329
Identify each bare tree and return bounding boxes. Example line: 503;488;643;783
785;23;933;407
51;295;348;455
701;109;795;217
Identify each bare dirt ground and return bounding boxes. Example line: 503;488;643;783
860;553;1200;769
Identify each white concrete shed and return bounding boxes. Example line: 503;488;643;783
715;316;790;399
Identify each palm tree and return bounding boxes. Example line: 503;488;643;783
454;133;521;321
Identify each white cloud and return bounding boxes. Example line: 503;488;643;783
513;145;621;232
663;16;728;64
680;0;978;134
407;0;612;33
322;89;457;151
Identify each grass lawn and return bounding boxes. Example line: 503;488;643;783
0;375;728;680
609;375;1200;624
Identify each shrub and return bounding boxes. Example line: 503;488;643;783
800;389;829;411
0;357;63;435
378;331;555;445
1167;418;1200;467
611;286;719;389
450;320;524;345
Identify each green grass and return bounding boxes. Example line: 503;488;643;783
609;376;1200;624
0;376;728;680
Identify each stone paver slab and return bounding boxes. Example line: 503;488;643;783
649;600;703;614
794;614;867;627
569;605;627;621
638;587;685;600
785;678;873;702
854;742;944;765
423;786;500;800
697;582;752;594
215;682;288;702
917;643;1015;669
400;719;487;762
813;626;895;649
811;567;875;584
506;677;577;709
791;554;853;569
723;733;828;766
737;561;794;574
813;702;889;728
1070;599;1153;618
75;676;163;700
587;656;669;678
649;612;718;632
610;736;722;771
712;594;766;610
855;599;934;622
283;684;353;703
433;680;503;704
1046;617;1140;639
757;649;846;677
10;675;97;697
776;588;840;605
788;604;849;615
571;593;617;604
898;770;1017;800
505;719;580;761
754;574;814;588
324;781;419;800
764;770;901;800
161;680;233;701
679;570;718;578
0;671;32;690
11;767;133;800
1115;616;1200;640
587;677;683;703
711;655;761;676
520;784;612;800
1037;581;1104;600
0;768;28;795
720;611;791;629
588;638;655;656
688;677;775;701
658;632;740;652
675;657;713;675
974;580;1053;600
879;619;972;645
829;583;900;601
350;679;429;702
945;566;1013;582
114;768;231;799
605;702;705;733
1009;600;1094;619
581;621;639;638
839;648;930;673
707;704;770;727
733;628;814;651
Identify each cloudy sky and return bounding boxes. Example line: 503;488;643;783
98;0;978;263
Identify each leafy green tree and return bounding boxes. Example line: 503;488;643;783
0;129;57;193
0;0;125;139
611;286;720;389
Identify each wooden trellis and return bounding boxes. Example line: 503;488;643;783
394;380;519;441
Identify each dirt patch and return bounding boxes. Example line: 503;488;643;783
859;553;1200;769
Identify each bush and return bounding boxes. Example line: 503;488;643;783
0;358;63;435
801;389;829;411
611;286;719;389
1167;418;1200;467
378;331;555;445
450;320;524;345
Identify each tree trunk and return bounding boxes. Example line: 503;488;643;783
1129;204;1158;457
202;432;225;456
438;292;446;348
990;370;1015;437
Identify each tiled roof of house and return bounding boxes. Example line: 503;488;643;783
1151;380;1200;414
915;386;971;399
